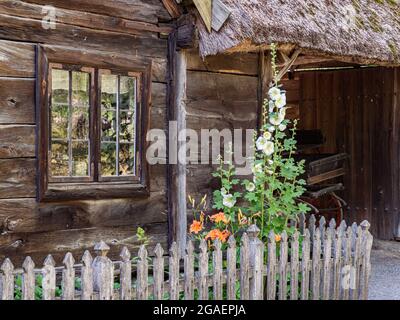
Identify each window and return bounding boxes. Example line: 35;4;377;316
37;47;151;201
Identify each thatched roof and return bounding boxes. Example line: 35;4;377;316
194;0;400;66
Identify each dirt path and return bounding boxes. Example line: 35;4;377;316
369;246;400;300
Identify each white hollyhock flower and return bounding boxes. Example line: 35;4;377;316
252;162;263;174
268;100;275;112
262;141;275;156
246;182;255;192
222;194;236;208
270;114;284;126
279;124;287;131
263;131;272;140
275;93;286;109
256;136;268;151
268;126;275;132
279;107;287;118
221;188;227;196
268;87;281;101
268;159;274;165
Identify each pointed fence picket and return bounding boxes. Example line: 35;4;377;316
0;220;373;301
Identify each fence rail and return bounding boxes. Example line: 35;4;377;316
0;216;373;300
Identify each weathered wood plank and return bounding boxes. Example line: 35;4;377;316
290;231;300;300
213;240;223;300
168;242;179;300
266;231;277;300
186;49;258;76
0;158;36;198
240;233;250;300
198;239;209;300
153;244;164;300
136;245;148;300
311;229;321;300
81;250;93;300
0;14;167;59
0;78;35;124
300;230;311;300
0;40;35;77
0;0;173;36
0;192;166;234
62;253;75;300
22;256;35;300
23;0;172;24
321;229;332;300
42;255;56;300
120;247;132;300
93;242;114;300
0;258;14;300
226;236;237;300
184;241;194;300
0;222;168;264
278;231;288;300
0;125;35;158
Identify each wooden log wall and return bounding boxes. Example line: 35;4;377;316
185;49;259;215
0;0;172;264
298;67;400;240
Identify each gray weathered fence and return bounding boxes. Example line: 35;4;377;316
0;217;373;300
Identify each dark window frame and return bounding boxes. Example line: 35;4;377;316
37;45;152;201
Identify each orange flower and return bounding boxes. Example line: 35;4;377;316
275;234;282;242
210;212;229;224
205;229;231;243
189;220;203;234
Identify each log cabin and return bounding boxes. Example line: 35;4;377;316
0;0;399;263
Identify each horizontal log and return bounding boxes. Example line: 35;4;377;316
0;222;168;264
0;40;35;77
0;78;35;124
0;0;173;36
187;71;258;101
23;0;172;24
43;45;167;83
0;192;167;234
0;14;167;59
0;158;36;198
0;125;35;158
187;49;258;76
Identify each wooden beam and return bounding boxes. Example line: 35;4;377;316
258;50;273;130
176;14;196;49
193;0;212;32
212;0;230;32
161;0;182;19
276;49;301;82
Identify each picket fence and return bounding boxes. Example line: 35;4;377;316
0;216;373;300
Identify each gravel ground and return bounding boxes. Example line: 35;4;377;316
368;247;400;300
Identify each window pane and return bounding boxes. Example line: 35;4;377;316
120;111;134;143
72;141;89;176
51;105;68;139
72;107;89;140
101;143;116;176
52;69;69;105
51;141;69;176
119;144;135;176
120;76;136;110
101;74;117;109
72;71;89;107
101;111;116;141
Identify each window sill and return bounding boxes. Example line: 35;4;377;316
41;181;150;202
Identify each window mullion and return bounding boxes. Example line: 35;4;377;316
116;75;120;177
68;70;73;177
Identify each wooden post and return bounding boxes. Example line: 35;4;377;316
42;255;56;300
22;256;35;300
278;231;288;300
266;230;277;300
226;236;237;300
240;233;250;300
136;245;148;300
1;258;14;300
311;229;321;300
120;247;132;300
198;239;209;300
213;240;223;300
247;225;264;300
290;231;300;300
81;250;93;300
169;242;179;300
184;240;194;300
93;241;114;300
62;252;75;300
258;50;273;131
301;229;311;300
153;244;164;300
360;221;373;300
